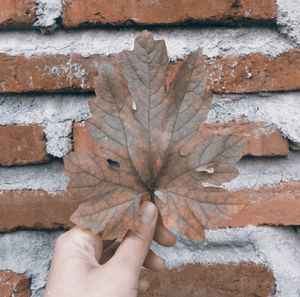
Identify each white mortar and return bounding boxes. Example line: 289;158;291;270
0;28;294;59
226;152;300;190
0;160;67;192
0;95;90;125
45;121;73;157
34;0;63;32
277;0;300;46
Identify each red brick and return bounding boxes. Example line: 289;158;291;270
208;49;300;93
1;51;300;94
62;0;276;27
234;0;276;20
0;54;97;93
0;190;75;231
0;270;31;297
0;0;35;27
1;182;300;232
0;125;49;166
223;182;300;227
141;263;275;297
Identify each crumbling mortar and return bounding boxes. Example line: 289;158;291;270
34;0;63;33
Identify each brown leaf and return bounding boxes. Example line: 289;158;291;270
155;135;245;240
64;31;246;240
64;150;147;238
122;32;175;185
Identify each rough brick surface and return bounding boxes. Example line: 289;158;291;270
0;125;49;166
225;182;300;227
1;182;299;232
0;191;75;231
0;0;35;27
209;49;300;93
0;270;31;297
74;121;289;157
0;54;97;93
141;263;275;297
1;51;300;94
63;0;276;27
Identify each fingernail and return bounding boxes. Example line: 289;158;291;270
141;202;157;224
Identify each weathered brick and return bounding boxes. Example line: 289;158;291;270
141;263;275;297
0;0;35;27
1;50;300;94
0;125;49;166
224;182;300;227
0;182;300;232
63;0;276;27
0;54;97;93
209;49;300;93
0;190;75;231
0;270;31;297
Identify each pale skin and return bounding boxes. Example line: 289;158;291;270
44;201;176;297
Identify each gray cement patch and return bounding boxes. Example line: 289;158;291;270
0;230;62;297
253;227;300;297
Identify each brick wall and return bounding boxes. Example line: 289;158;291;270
0;0;300;296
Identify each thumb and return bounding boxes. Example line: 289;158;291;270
111;201;158;275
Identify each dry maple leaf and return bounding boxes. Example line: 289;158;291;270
64;31;245;240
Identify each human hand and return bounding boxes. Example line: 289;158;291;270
44;201;176;297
